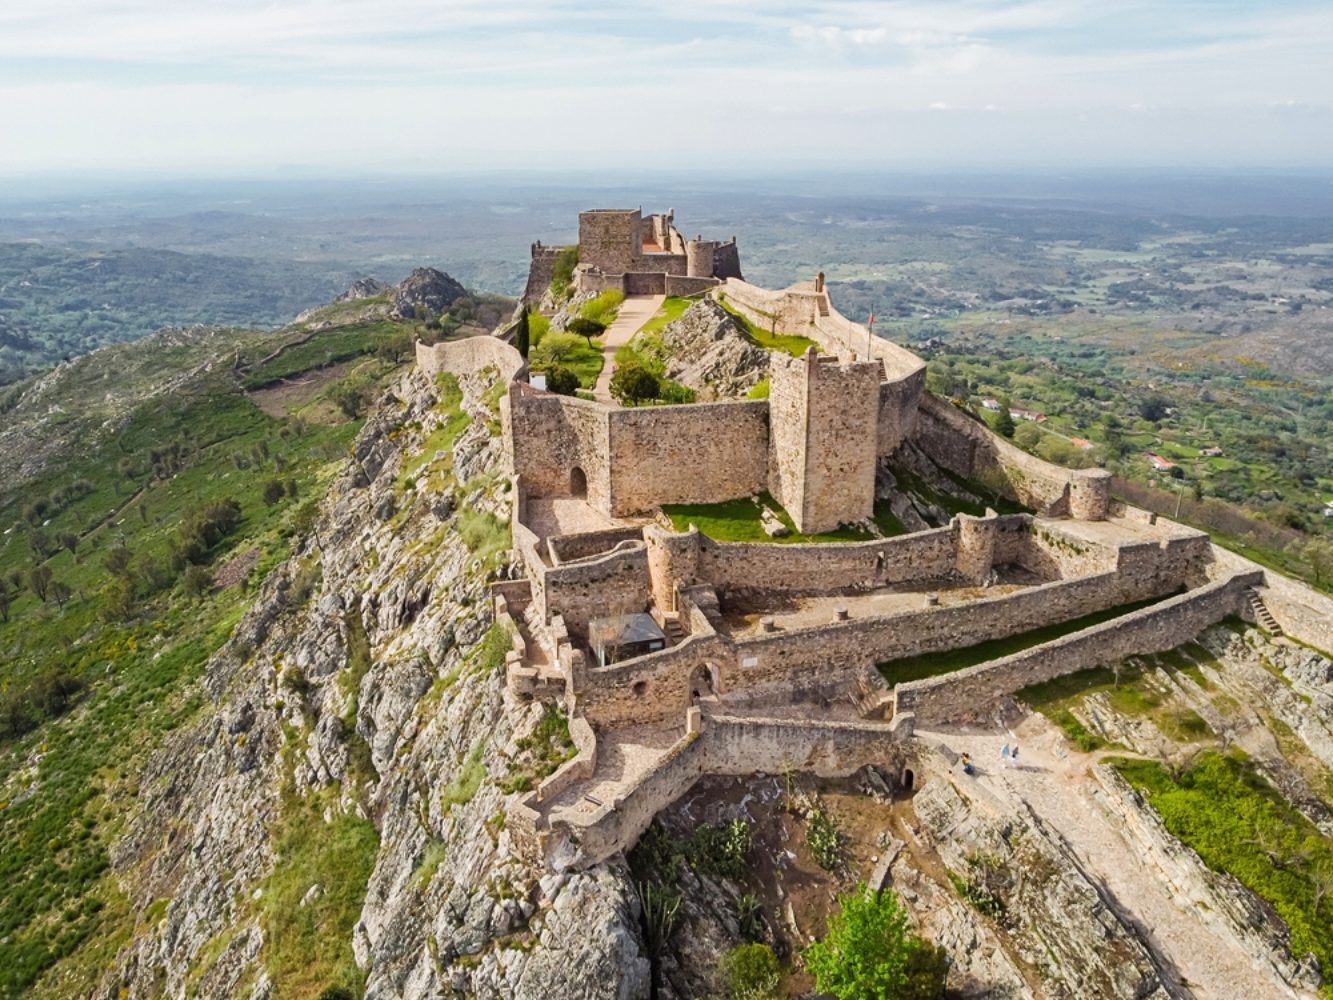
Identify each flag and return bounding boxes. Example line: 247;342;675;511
867;312;875;326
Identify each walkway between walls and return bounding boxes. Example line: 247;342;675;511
592;294;666;404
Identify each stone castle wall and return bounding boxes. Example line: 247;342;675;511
507;387;610;504
665;275;722;297
694;524;959;595
713;241;742;280
414;335;526;383
541;541;651;641
605;402;770;516
578;633;729;728
547;526;646;565
913;393;1076;515
765;354;809;526
895;572;1260;724
1208;544;1333;653
559;712;911;867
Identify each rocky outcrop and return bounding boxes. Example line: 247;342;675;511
911;775;1171;999
338;277;391;302
654;300;768;399
393;267;467;320
104;364;649;999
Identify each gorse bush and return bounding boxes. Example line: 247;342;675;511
722;942;782;1000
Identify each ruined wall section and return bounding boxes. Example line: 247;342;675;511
540;542;652;642
524;244;566;304
895;573;1259;724
556;713;911;866
766;353;809;527
1208;544;1333;653
507;387;610;505
606;402;769;517
913;392;1077;516
414;335;526;383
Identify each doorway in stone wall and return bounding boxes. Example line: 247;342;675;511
570;466;587;497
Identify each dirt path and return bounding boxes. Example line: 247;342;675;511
919;716;1302;1000
591;294;665;403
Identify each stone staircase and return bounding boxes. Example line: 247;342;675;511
1246;588;1283;636
661;611;686;645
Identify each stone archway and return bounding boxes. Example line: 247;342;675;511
570;466;588;498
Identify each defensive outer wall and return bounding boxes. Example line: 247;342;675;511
416;241;1333;870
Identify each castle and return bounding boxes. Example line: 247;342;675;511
524;208;742;303
417;209;1333;872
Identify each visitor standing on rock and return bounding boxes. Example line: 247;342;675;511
1011;745;1020;767
1001;743;1011;767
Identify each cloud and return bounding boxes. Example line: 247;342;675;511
1;0;1332;172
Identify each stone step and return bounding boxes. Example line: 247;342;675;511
1245;588;1283;636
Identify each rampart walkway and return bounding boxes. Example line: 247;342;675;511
592;294;665;403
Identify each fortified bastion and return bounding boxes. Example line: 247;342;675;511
417;207;1333;871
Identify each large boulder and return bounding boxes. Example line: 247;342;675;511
393;267;467;320
656;299;769;399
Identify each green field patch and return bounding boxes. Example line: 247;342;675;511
882;595;1167;687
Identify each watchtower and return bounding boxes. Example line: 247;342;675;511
768;348;883;534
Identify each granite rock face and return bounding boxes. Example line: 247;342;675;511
103;365;650;999
393;267;467;320
656;299;769;399
338;277;392;302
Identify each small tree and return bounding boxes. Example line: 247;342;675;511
28;565;53;602
567;317;606;346
58;531;79;559
514;307;531;359
544;365;580;397
263;479;287;505
995;405;1016;438
610;362;659;407
1304;538;1333;587
183;564;213;600
0;587;10;623
49;580;73;609
805;887;949;1000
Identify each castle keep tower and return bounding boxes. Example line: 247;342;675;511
578;209;642;274
768;348;883;534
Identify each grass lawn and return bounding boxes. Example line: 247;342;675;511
716;299;820;358
662;493;905;544
1113;752;1333;991
879;594;1169;686
636;296;696;337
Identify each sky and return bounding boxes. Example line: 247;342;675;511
2;0;1332;176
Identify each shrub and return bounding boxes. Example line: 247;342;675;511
807;808;843;870
579;289;623;326
514;308;530;358
544;365;580;396
805;887;949;1000
687;817;751;880
530;332;584;368
610;362;659;407
263;479;287;505
722;942;782;1000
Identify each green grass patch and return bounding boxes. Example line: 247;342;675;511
746;378;770;400
1113;752;1333;994
579;289;624;327
636;296;694;336
882;595;1167;685
717;299;819;357
261;791;379;1000
457;508;511;565
662;493;904;544
441;742;488;810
